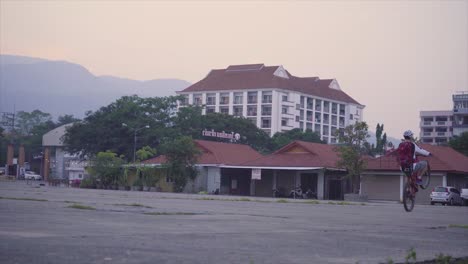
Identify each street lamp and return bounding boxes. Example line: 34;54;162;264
122;123;150;163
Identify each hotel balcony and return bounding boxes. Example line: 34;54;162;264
420;121;452;127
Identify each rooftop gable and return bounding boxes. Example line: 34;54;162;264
142;140;262;166
180;64;361;105
242;141;341;169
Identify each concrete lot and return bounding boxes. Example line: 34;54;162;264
0;181;467;264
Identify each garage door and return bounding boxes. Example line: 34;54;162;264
362;174;400;201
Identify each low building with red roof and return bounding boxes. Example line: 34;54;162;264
142;139;468;203
177;63;364;143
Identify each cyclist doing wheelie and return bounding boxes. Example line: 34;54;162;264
397;130;432;186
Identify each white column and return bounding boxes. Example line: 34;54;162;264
443;174;447;186
229;92;234;115
202;93;207;115
317;170;324;200
215;93;220;112
243;91;248;118
271;90;279;135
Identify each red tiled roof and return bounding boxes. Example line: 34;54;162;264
180;64;361;105
142;139;262;166
366;144;468;174
242;141;342;169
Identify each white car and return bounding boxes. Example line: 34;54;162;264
24;171;42;180
430;186;463;206
461;189;468;206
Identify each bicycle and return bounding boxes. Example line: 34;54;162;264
402;163;431;212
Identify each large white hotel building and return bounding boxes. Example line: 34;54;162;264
177;64;364;144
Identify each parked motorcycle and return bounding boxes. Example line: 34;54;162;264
273;187;286;198
289;187;304;199
289;187;318;199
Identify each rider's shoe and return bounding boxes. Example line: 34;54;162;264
416;178;423;185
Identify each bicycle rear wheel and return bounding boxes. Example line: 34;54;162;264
403;181;415;212
419;164;431;190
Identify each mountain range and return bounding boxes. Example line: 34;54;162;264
0;54;191;119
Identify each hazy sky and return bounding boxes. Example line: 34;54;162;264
1;0;467;139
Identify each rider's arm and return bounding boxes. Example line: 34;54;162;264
414;144;431;157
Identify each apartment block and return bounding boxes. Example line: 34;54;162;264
420;111;453;144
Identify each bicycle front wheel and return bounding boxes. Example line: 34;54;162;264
403;181;415;212
419;164;431;190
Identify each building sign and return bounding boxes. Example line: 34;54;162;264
251;168;261;180
202;129;241;141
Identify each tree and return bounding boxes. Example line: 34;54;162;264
57;115;81;126
15;110;52;136
63;95;180;160
136;146;157;162
271;128;324;150
373;123;388;156
334;121;370;194
449;132;468;156
161;136;201;192
171;108;272;153
87;151;125;188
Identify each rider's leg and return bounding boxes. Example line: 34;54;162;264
416;161;428;179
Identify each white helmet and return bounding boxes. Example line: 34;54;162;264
403;130;413;138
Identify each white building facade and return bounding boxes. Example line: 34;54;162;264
419;92;468;145
178;64;364;143
419;111;453;144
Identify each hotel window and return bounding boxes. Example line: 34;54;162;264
281;118;288;126
306;122;312;130
339;104;345;116
339;116;345;127
193;94;202;106
220;93;229;105
323;125;329;136
300;96;305;108
206;106;215;113
247;91;258;104
233;106;243;117
315;100;322;111
307;98;313;109
248;117;257;125
261;117;271;128
247;105;257;116
282;94;288;102
282;106;288;114
315;124;321;135
300;110;304;120
262;91;272;103
331;103;337;114
234;92;243;104
262;105;272;116
331;115;337;126
296;116;300;122
306;111;313;122
315;112;321;123
323;114;329;124
299;122;304;129
220;106;229;114
323;101;330;113
331;127;337;137
206;93;216;106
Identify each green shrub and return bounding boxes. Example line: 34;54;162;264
79;177;96;189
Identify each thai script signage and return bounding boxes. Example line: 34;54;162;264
202;129;241;141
